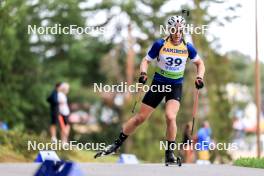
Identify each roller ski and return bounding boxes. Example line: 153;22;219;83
165;150;182;167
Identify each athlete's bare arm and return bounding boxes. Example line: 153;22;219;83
140;58;151;73
193;59;205;78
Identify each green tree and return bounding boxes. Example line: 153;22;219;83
0;0;112;132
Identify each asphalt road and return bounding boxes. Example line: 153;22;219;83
0;163;263;176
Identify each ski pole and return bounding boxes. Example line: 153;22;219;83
131;84;144;113
191;89;200;136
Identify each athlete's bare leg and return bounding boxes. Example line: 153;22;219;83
165;100;180;141
122;103;154;135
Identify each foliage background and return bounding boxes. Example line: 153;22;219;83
0;0;263;162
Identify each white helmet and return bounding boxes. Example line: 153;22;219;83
167;15;186;30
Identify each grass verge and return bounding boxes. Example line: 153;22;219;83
0;130;117;163
234;157;264;169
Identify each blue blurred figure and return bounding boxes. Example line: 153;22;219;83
0;121;8;131
196;121;212;164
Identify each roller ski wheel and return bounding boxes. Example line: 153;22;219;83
177;156;182;167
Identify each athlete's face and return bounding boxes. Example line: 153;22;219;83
170;24;183;43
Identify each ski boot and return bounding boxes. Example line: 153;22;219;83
165;150;182;167
94;139;122;158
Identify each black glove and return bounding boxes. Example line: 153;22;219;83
138;72;147;84
195;76;204;89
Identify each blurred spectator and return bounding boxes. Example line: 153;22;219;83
232;117;246;149
57;82;71;145
233;117;245;139
47;82;61;142
196;121;212;164
181;122;194;163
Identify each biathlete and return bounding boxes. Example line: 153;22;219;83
95;15;205;165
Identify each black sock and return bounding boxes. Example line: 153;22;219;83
120;132;128;141
115;131;128;145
